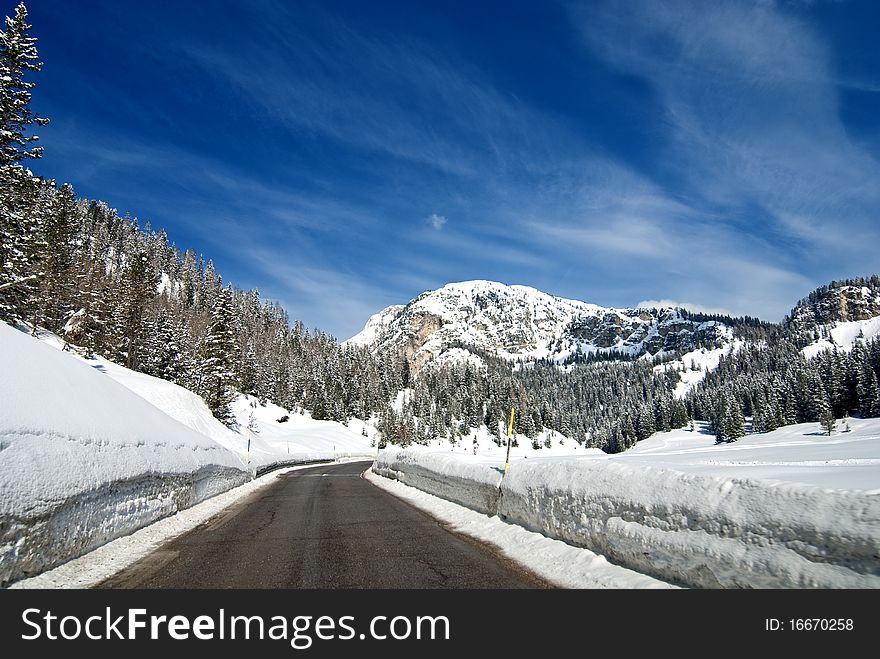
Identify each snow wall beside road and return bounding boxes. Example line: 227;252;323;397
0;322;369;586
372;451;502;514
373;450;880;588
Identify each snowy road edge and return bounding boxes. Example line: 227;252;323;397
363;467;676;589
10;459;372;589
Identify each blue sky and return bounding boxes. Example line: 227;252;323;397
20;0;880;338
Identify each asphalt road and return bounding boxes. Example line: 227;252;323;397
97;461;548;589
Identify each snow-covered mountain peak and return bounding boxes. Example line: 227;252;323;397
347;280;731;370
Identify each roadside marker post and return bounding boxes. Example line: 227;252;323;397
246;432;251;466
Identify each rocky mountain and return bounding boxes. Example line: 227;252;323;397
785;275;880;334
346;280;733;370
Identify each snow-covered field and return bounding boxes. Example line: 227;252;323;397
0;323;373;586
621;419;880;491
399;417;880;492
374;419;880;588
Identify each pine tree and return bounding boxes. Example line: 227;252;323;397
200;286;239;426
636;403;655;441
670;398;688;428
150;309;184;382
723;397;745;442
752;390;769;433
0;165;40;319
0;2;49;166
118;249;158;370
653;395;671;432
623;414;637;447
34;182;78;329
783;386;798;425
0;4;47;320
811;376;832;424
63;255;108;355
862;369;880;419
246;410;259;435
819;412;836;436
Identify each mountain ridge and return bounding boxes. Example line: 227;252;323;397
347;280;735;370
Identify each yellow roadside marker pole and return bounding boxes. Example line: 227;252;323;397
504;407;515;475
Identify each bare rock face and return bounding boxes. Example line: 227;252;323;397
786;277;880;332
346;280;732;371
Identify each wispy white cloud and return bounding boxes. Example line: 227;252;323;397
175;11;570;179
428;213;448;231
514;156;814;320
571;0;880;269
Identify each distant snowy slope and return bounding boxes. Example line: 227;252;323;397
802;316;880;359
230;396;374;458
347;280;732;369
654;340;741;400
0;322;248;585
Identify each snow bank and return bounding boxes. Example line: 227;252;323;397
498;460;879;588
374;451;502;514
28;328;375;469
0;322;250;585
373;450;880;588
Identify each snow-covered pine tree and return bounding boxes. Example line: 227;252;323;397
752;389;769;433
0;165;41;319
246;410;259;435
623;414;637;448
118;249;159;370
811;375;832;424
723;396;745;442
862;369;880;419
670;397;688;429
34;182;78;330
150;308;185;383
636;403;655;440
0;2;50;321
0;2;48;166
819;411;836;436
200;286;239;426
